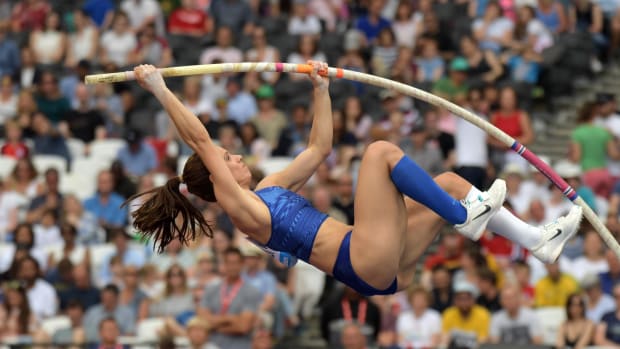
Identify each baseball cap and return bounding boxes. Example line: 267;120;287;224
450;57;469;72
453;280;479;297
255;85;275;99
554;160;582;179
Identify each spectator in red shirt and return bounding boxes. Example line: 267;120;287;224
1;120;29;159
10;0;50;32
168;0;212;37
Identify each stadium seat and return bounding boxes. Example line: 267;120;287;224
59;172;96;200
257;157;293;175
40;315;71;336
0;156;16;179
89;243;116;277
71;157;112;180
535;306;565;345
136;318;166;341
66;138;86;160
293;261;325;319
89;139;127;162
32;155;68;174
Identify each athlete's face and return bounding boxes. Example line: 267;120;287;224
217;146;251;188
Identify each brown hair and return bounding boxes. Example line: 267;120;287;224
124;153;215;252
577;101;598;124
3;281;31;335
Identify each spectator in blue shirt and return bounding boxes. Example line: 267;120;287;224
82;0;115;28
0;22;19;79
226;77;258;125
241;245;277;314
31;112;71;164
83;285;135;343
116;129;158;178
600;249;620;295
83;170;127;229
355;0;391;44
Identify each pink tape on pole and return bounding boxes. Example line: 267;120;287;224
275;63;284;72
512;142;578;201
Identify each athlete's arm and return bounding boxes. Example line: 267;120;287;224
258;61;333;192
135;65;252;211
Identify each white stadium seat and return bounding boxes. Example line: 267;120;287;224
71;157;112;179
89;139;127;162
535;306;566;345
40;316;71;336
32;155;68;174
59;172;96;200
136;318;165;341
0;156;16;179
258;157;293;175
66;138;86;160
89;243;116;281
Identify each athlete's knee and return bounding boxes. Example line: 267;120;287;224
365;141;403;164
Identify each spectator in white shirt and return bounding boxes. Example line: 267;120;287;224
99;11;137;68
570;230;609;282
33;209;62;249
288;0;322;36
489;285;544;345
396;285;442;349
200;26;243;65
120;0;164;34
16;255;58;320
582;273;616;322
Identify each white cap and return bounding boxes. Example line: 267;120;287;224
453;280;479;297
501;163;526;179
554;160;582;179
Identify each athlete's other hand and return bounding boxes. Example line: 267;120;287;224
307;60;329;91
134;64;166;96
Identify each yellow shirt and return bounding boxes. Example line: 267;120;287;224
442;305;491;342
534;274;579;307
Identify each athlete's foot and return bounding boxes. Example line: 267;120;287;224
531;205;583;263
246;238;298;268
455;179;507;241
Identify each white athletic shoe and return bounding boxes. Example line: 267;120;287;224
531;205;583;263
455;179;507;241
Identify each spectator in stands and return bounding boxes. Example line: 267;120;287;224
599;249;620;294
1;121;29;160
99;11;137;68
432;57;469;103
460;35;503;86
489;285;543;345
596;284;620;346
92;83;125;137
110;160;138;201
31;112;71;164
476;267;501;313
250;85;287;150
65;9;98;68
573;101;620;198
18;48;39;90
25;168;61;224
287;35;327;78
6;157;40;202
199;247;261;349
0;21;20;80
401;122;444;177
168;0;212;37
355;0;391;44
556;294;591;348
121;0;164;34
200;26;242;65
472;1;514;53
489;86;534;170
342;97;372;144
63;194;104;245
60;83;106;144
441;279;490;349
0;281;37;340
84;170;128;230
0;75;17;124
245;26;281;86
288;0;322;36
331;173;355;224
208;0;255;35
10;0;50;32
320;286;381;347
186;316;220;349
97;229;146;286
581;273;615;322
29;11;66;68
311;185;348;223
414;39;444;84
150;239;196;273
391;1;420;49
512;260;535;306
453;247;488;287
340;322;369;349
225;77;258;125
242;245;277;316
130;23;173;68
35;71;71;125
148;264;194;320
82;0;115;29
239;122;270;165
0;223;47;276
32;208;61;248
190;252;221;290
116;129;158;178
16;255;58;319
58;264;100;311
51;300;86;346
83;284;136;342
536;0;568;33
534;260;579;307
570;230;608;282
395;285;441;348
371;27;399;78
89;317;131;349
118;265;149;320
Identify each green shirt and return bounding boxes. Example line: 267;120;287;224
432;77;468;102
571;124;612;171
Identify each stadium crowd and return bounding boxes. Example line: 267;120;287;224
0;0;619;348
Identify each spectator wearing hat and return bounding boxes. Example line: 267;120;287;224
570;100;620;198
489;285;543;345
250;85;287;151
401;120;444;176
115;129;158;178
440;280;491;349
534;260;579;307
582;273;615;322
185;316;220;349
432;57;469;103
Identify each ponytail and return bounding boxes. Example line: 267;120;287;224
124;176;212;253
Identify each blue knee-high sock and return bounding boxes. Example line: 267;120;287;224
390;155;467;224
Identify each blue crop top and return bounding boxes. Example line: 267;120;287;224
254;186;329;262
